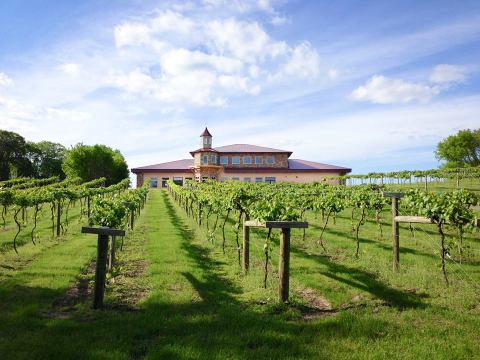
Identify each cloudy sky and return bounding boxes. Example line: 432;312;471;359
1;0;479;175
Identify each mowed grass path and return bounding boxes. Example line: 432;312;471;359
0;189;479;359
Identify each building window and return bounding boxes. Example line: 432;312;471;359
203;137;211;147
202;154;209;165
161;177;169;188
220;177;227;182
255;156;263;165
266;156;275;165
265;177;276;184
211;154;217;164
220;155;228;165
243;156;252;165
255;177;263;183
185;177;192;181
231;177;240;181
149;177;158;188
173;177;183;186
202;176;209;182
244;177;251;182
232;156;240;165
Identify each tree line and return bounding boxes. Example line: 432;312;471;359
0;129;129;186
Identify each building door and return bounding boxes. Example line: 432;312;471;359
161;177;169;188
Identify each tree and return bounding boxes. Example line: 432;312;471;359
0;130;31;180
62;144;129;185
28;141;66;179
436;129;480;168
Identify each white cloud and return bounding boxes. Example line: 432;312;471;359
430;64;466;84
108;10;321;106
351;75;439;104
113;69;157;94
0;73;14;87
270;15;289;26
114;10;195;49
283;42;321;79
160;48;244;76
206;18;288;63
60;63;81;77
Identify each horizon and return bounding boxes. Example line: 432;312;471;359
1;0;479;175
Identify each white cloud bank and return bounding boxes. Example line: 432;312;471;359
351;64;468;104
351;75;439;104
111;10;323;106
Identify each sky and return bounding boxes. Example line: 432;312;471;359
0;0;479;176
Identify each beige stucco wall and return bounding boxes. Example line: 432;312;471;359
138;171;194;187
218;171;344;184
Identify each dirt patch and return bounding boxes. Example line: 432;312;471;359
44;260;96;319
297;287;336;320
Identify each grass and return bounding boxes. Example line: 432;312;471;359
0;187;479;359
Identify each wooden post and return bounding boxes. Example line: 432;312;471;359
242;215;250;273
94;234;109;309
392;197;400;270
56;201;61;237
279;227;291;303
108;235;116;272
87;196;91;218
130;209;134;230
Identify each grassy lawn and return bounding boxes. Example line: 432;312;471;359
0;188;479;359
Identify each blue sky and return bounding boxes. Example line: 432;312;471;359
0;0;479;175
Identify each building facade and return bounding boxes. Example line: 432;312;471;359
131;128;351;188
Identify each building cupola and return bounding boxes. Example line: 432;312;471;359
200;127;212;149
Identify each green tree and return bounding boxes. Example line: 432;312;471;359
28;141;66;179
436;129;480;168
0;130;32;180
62;144;129;185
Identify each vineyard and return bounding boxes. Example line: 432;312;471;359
1;176;480;359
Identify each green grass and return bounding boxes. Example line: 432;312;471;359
0;188;479;359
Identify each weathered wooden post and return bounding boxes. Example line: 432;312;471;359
279;227;291;303
242;214;250;273
244;220;307;303
384;192;404;271
130;209;134;230
56;201;61;237
82;227;125;309
95;233;108;308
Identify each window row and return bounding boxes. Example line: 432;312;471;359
201;154;275;165
220;176;276;183
149;176;276;188
149;176;191;188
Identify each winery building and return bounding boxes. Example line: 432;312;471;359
131;128;351;188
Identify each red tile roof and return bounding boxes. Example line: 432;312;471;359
131;159;194;173
213;144;293;155
288;159;351;171
200;127;212;137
